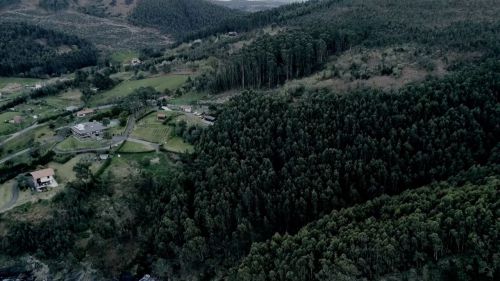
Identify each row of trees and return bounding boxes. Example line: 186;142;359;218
206;28;355;92
0;22;97;77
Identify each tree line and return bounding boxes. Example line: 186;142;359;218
205;28;356;92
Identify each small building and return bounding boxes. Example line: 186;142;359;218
228;31;238;37
9;115;23;124
161;106;172;111
180;105;192;113
99;154;109;161
30;168;58;192
158;95;171;101
131;58;142;66
72;121;106;139
66;105;80;112
157;112;167;121
76;108;95;118
203;115;216;122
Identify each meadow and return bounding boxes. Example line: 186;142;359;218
89;74;188;106
119;141;155;153
55;137;111;152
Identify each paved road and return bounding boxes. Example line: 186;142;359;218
0;184;19;213
127;137;160;152
0;148;30;164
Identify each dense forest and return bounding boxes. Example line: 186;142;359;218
0;22;97;77
232;176;500;280
128;0;242;39
38;0;69;11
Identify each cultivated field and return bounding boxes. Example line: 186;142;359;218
0;77;42;90
131;113;172;144
89;74;188;106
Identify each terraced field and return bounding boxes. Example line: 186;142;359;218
131;113;172;144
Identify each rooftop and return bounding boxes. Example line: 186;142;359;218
30;168;55;180
73;121;106;133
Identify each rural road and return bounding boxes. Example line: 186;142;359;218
0;184;19;213
127;137;160;152
0;148;30;164
0;123;43;146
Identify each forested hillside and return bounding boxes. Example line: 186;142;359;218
127;61;500;278
232;176;500;280
0;22;97;77
128;0;242;38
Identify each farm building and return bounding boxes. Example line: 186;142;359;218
76;108;95;117
30;168;58;192
157;112;167;121
180;105;192;113
72;121;106;139
131;58;142;66
66;105;80;112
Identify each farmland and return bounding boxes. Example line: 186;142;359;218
55;136;111;152
131;113;172;144
89;74;188;106
0;125;54;158
0;77;42;90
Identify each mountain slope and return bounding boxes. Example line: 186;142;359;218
232;174;500;280
128;0;243;38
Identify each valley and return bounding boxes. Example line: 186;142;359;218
0;0;499;280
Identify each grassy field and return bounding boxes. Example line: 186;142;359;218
170;91;208;105
44;89;82;108
0;182;14;210
162;137;193;153
48;154;102;184
55;137;110;152
89;74;189;106
0;77;42;90
0;111;26;136
111;50;139;64
0;125;54;158
119;141;155;153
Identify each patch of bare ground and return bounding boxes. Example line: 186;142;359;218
0;8;172;51
284;45;477;93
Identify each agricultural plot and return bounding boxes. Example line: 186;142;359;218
0;77;42;90
43;89;82;108
89;74;189;106
169;91;208;105
0;111;27;136
131;112;172;143
55;136;111;152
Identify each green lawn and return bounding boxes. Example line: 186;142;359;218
119;141;155;153
0;77;42;89
55;136;110;152
48;154;101;185
89;74;189;106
